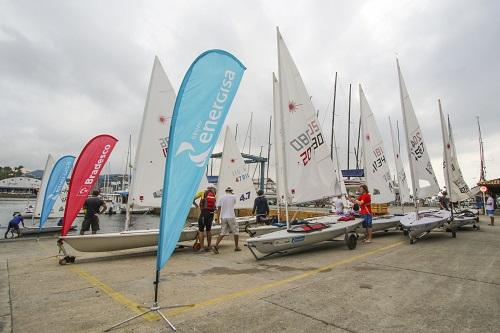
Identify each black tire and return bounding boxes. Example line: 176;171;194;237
452;230;456;238
410;238;415;245
403;229;409;236
69;256;76;263
346;234;357;250
59;258;67;265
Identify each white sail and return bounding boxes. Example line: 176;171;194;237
359;86;394;203
217;127;256;208
397;60;440;199
272;73;286;203
439;101;471;202
128;56;176;209
277;28;339;203
33;154;54;219
197;173;209;192
448;122;472;200
389;118;411;203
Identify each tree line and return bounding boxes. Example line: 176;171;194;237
0;166;25;180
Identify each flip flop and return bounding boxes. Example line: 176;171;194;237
234;247;242;252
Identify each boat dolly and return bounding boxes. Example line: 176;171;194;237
57;239;76;265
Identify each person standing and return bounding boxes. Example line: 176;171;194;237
349;185;372;243
439;191;450;211
80;190;107;235
4;212;24;238
252;189;270;223
334;195;344;215
193;185;217;251
212;187;240;253
485;193;495;226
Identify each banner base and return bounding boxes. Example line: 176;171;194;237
104;302;195;332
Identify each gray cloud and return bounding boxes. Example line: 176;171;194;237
0;0;498;188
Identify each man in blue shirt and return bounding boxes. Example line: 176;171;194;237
4;212;24;238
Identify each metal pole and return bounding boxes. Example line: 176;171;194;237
356;113;361;169
330;72;338;161
347;83;352;171
266;116;272;180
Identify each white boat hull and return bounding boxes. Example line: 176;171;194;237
400;210;451;240
20;225;76;235
246;217;361;255
356;215;401;233
61;226;221;252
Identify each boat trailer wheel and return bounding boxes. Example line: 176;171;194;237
58;256;76;265
452;230;457;238
403;229;409;236
346;233;357;250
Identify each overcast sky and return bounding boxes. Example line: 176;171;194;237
0;0;498;189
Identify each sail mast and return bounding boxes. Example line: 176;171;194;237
276;28;291;228
330;72;338;161
477;116;486;181
266;115;272;180
439;100;453;218
397;59;418;214
347;83;352;171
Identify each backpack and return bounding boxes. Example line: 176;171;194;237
200;190;216;212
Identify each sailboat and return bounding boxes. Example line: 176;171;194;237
20;155;74;235
61;57;201;252
389;118;411;205
438;100;479;230
358;86;400;232
215;126;257;225
396;60;451;244
246;29;361;259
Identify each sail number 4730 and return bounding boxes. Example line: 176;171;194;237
289;120;324;166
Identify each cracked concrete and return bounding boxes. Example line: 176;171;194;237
0;214;498;332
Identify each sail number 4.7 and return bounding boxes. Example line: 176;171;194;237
289;120;324;166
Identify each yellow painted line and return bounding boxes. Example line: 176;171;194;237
36;240;160;321
68;265;160;321
166;241;404;317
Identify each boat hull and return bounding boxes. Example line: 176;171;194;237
61;226;221;252
356;215;401;233
246;218;361;254
400;210;451;239
20;225;76;235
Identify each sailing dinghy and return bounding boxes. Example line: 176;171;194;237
62;57;209;253
438;101;478;230
357;85;400;233
246;29;361;259
396;60;451;243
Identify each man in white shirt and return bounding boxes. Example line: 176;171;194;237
212;187;241;253
485;193;495;226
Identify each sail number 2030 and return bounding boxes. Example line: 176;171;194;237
289;120;324;166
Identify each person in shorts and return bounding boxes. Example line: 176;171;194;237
349;185;372;243
4;212;24;238
485;193;495;226
80;190;107;235
193;185;217;251
212;187;240;253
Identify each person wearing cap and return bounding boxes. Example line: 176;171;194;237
80;190;107;235
193;185;217;251
212;186;240;253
